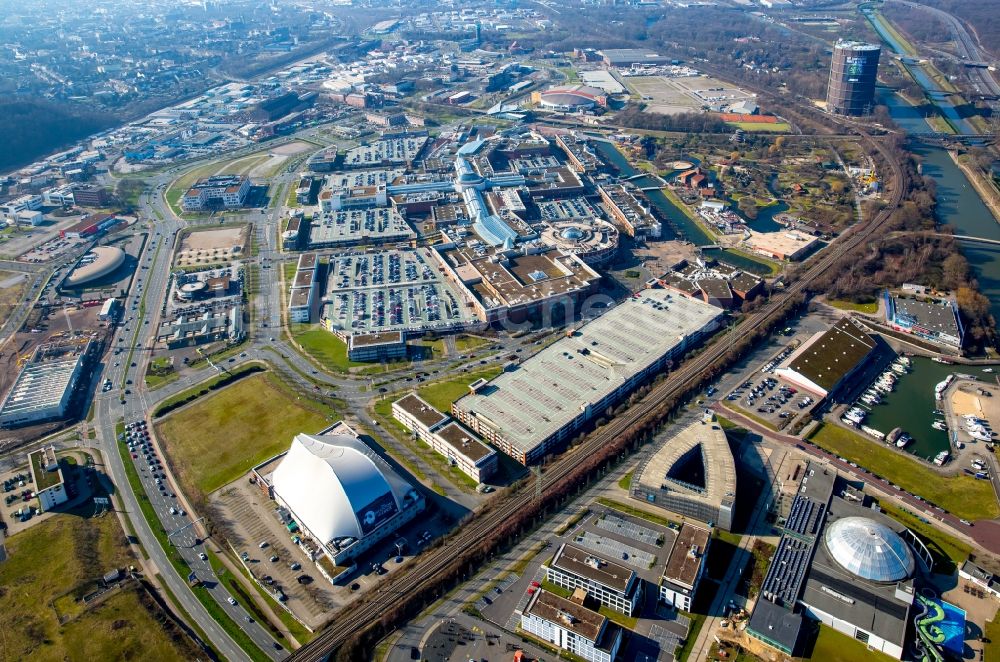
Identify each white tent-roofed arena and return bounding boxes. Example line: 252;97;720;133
271;432;422;556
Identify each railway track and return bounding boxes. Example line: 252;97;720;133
289;136;905;661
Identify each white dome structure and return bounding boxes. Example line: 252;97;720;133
823;516;915;583
272;433;416;545
64;246;126;287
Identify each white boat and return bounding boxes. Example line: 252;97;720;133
935;375;955;400
896;433;912;448
862;425;885;440
984;368;994;373
845;410;865;424
968;427;993;442
892;364;907;375
899;356;912;367
934;450;950;466
932;357;954;365
932;420;947;431
875;383;893;394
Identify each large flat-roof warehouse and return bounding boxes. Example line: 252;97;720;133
452;289;722;464
0;341;91;428
774;317;876;399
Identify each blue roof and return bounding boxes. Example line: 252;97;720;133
474;214;519;247
457;139;486;156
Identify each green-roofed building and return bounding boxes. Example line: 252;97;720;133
774;318;876;400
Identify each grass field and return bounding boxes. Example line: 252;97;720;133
454;334;490;352
415;366;503;412
0;512;201;661
826;299;878;314
808;424;999;520
879;503;972;574
987;612;1000;662
144;356;179;390
726;121;792;132
0;269;28;326
290;324;367;372
156;371;334;495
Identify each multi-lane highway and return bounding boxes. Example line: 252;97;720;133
886;0;1000;102
87;182;289;661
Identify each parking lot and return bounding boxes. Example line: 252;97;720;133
210;478;339;629
322;247;476;336
19;235;88;263
209;474;456;630
723;340;814;429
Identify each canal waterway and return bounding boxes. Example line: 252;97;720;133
853;85;1000;459
865;10;977;134
592;139;772;270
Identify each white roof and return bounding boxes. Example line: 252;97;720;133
453;289;722;455
272;433;412;544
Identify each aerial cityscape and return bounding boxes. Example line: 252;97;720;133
2;0;1000;661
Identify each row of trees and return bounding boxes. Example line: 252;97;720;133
807;138;996;352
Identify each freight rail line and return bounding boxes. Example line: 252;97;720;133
289;135;905;661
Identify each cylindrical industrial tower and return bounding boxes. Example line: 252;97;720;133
826;41;881;116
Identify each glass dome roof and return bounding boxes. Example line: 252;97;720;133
560;227;585;241
823;516;914;582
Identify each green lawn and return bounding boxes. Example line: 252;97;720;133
805;624;896;662
415;366;503;412
454;334;490;352
618;471;633;491
879;503;972;574
808;424;999;520
156;371;334;495
291;324;367;372
595;498;678;528
144;356;178;389
0;511;201;661
726;121;792;133
826;299;878;314
986;612;1000;662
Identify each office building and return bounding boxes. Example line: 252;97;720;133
521;590;623;662
181;175;251;211
28;446;68;511
391;394;497;483
632;413;737;531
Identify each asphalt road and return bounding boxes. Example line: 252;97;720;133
89;182;287;661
